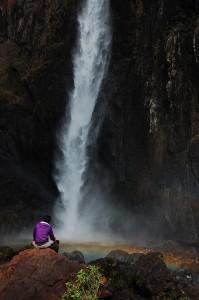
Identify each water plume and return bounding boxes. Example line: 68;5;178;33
54;0;112;240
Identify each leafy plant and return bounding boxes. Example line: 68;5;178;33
61;265;103;300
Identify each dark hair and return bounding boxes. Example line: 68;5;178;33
42;215;51;223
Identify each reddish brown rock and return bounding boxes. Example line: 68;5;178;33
0;248;83;300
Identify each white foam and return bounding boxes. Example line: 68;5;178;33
54;0;111;240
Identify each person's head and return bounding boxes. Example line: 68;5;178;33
42;215;51;223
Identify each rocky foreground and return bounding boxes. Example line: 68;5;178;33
0;246;199;300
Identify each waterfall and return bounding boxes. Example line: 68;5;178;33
55;0;111;240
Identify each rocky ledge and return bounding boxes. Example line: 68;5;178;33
0;248;82;300
0;247;199;300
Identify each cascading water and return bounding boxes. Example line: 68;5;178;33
55;0;111;240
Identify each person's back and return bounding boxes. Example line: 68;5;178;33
33;221;55;244
32;215;59;252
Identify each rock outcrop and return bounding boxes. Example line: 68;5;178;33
62;250;85;264
1;247;198;300
91;252;184;300
0;248;82;300
107;250;142;265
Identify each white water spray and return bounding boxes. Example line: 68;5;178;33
55;0;111;240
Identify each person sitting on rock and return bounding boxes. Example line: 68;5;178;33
32;215;59;252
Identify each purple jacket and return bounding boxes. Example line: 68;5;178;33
33;221;56;243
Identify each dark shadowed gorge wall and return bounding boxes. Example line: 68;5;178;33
0;0;77;231
97;0;199;241
1;0;199;241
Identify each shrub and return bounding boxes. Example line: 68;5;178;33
61;265;103;300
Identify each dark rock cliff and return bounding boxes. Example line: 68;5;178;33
1;0;199;242
97;0;199;241
0;0;77;231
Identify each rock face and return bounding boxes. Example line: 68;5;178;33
0;0;77;231
0;248;82;300
96;0;199;241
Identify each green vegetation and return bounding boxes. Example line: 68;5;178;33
168;296;190;300
169;296;190;300
61;265;103;300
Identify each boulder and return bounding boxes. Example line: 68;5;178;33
130;252;182;299
0;248;83;300
107;250;142;265
0;246;16;264
91;257;137;300
92;252;185;300
62;250;85;264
